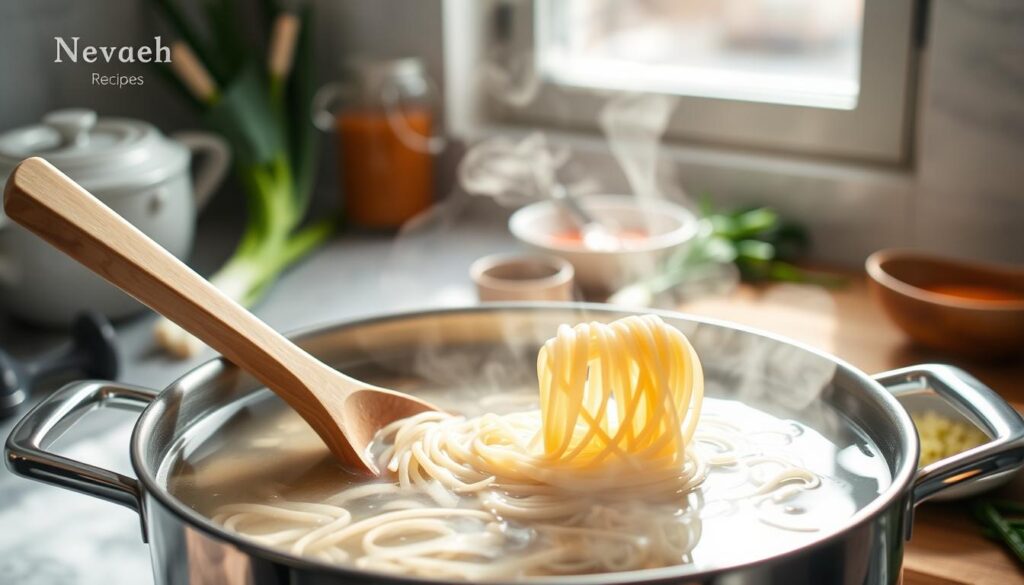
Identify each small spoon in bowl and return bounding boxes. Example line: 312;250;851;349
532;163;620;252
549;183;621;252
3;157;438;475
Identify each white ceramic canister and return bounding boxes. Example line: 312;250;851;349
0;109;229;326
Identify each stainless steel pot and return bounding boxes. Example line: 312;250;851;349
6;305;1024;584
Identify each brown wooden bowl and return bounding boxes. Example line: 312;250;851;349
866;250;1024;359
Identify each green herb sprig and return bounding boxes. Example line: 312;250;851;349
694;199;844;286
972;499;1024;565
610;199;844;306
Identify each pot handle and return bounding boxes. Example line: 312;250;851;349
874;364;1024;505
5;380;156;513
174;131;231;211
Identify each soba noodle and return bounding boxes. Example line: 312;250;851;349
210;315;823;579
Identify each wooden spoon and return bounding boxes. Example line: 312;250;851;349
2;157;438;474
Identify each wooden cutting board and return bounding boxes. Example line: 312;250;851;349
679;276;1024;585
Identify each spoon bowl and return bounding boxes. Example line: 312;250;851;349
3;157;439;474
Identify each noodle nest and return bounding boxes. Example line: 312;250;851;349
212;316;820;579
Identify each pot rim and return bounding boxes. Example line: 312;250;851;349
128;302;919;584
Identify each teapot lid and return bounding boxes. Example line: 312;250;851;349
0;109;188;191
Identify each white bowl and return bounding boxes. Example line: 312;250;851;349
509;195;699;296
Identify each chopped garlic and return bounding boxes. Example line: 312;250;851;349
912;410;988;468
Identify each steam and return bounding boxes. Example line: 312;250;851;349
456;93;679;217
376;195;482;311
482;49;540;108
599;93;678;202
375;51;844;457
684;285;841;437
458;133;565;206
457;132;598;207
381;133;590;312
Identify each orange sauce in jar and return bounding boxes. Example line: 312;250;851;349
335;107;433;229
923;284;1024;302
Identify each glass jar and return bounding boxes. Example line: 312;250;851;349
314;58;443;229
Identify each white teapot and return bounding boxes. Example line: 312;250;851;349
0;109;229;325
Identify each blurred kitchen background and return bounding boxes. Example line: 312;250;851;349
0;1;1023;583
2;0;1021;265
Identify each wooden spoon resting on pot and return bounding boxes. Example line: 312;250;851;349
3;157;438;475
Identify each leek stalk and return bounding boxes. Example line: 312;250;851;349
152;0;332;357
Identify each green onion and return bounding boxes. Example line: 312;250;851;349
151;1;333;357
971;500;1024;566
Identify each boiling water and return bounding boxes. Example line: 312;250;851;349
164;384;891;577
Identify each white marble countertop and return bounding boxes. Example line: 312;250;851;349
0;198;518;584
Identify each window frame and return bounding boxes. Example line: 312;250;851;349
453;0;918;164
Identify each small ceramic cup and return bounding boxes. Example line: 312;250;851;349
470;253;575;302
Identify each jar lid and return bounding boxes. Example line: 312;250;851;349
0;108;188;192
348;57;425;88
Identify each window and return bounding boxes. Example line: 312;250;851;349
450;0;917;163
538;0;863;110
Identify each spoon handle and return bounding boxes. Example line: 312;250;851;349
3;158;339;407
550;183;599;228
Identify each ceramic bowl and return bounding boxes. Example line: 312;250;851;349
509;195;698;297
866;249;1024;359
470;253;575;302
